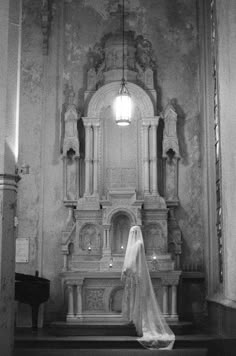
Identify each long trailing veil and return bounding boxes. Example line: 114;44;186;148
121;225;175;350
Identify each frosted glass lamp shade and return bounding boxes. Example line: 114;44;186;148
115;88;132;126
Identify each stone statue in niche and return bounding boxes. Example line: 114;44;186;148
162;102;180;203
162;102;179;158
79;224;101;253
62;85;80;157
62;85;80;201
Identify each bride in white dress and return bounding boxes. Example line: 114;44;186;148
121;225;175;350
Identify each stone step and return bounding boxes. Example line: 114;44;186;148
14;348;208;356
47;321;193;337
14;328;236;356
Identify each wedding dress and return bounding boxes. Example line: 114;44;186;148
121;225;175;350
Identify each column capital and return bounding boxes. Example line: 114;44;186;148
142;116;160;127
103;224;111;230
82;117;100;127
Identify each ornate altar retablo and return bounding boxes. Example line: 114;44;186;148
61;31;181;324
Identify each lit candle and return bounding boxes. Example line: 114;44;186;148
152;253;157;261
109;258;113;268
88;243;92;252
121;245;124;251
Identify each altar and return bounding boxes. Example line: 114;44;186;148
60;30;182;325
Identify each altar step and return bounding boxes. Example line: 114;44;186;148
14;348;208;356
14;328;236;356
47;320;194;337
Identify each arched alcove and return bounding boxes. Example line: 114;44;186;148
86;81;155;119
111;212;131;255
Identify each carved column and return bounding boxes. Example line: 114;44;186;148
171;285;178;319
93;121;100;196
75;157;80;199
75;282;83;318
102;225;111;257
83;121;92;196
66;284;74;319
142;121;150;195
162;285;168;315
62;253;68;271
150;119;159;195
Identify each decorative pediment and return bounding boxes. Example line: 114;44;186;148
85;32;156;90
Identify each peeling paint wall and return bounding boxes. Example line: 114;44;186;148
17;0;203;323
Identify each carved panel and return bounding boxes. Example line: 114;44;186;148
79;224;101;252
107;168;136;189
143;223;166;254
84;288;105;311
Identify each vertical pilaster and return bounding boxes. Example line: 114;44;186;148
76;284;82;318
67;284;74;319
93;121;100;196
162;285;168;315
102;225;111;257
75;157;80;199
62;156;67;200
171;285;178;319
142;122;150;195
150;120;159;195
83;122;92;196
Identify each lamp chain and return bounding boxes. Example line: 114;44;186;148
122;0;125;83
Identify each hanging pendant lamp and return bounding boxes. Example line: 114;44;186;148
115;0;132;126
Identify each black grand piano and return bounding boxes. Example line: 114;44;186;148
15;271;50;330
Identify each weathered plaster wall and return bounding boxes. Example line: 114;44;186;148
17;0;44;275
17;0;203;323
16;0;66;323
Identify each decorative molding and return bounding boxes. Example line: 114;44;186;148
0;174;18;191
86;82;154;118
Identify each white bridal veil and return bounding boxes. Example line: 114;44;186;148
121;225;175;350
